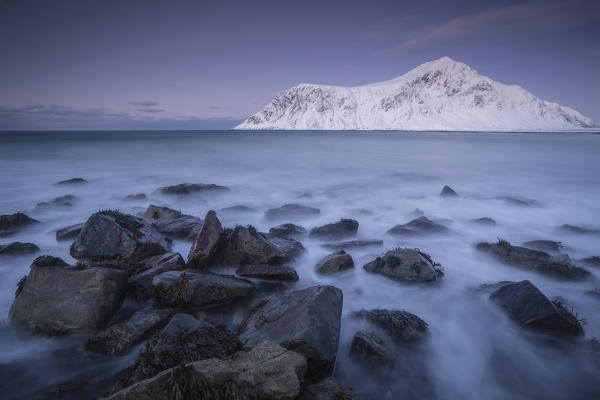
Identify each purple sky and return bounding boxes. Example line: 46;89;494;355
1;0;599;129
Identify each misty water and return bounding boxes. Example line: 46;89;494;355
1;130;600;399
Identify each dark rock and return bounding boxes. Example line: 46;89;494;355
239;285;343;383
349;331;394;368
322;239;383;250
470;217;496;226
34;194;77;212
558;224;600;235
386;216;449;236
585;288;600;298
265;203;320;221
54;177;87;185
142;204;183;223
86;306;175;355
142;204;202;240
124;193;148;201
0;242;39;256
521;240;562;253
187;210;222;268
218;205;256;214
504;197;540;207
236;264;299;282
309;219;359;240
211;225;284;266
363;248;441;283
127;253;185;301
579;256;600;267
299;377;352;400
440;185;458;197
55;222;84;241
489;280;584;336
161;313;211;336
477;281;516;293
315;250;354;275
0;212;39;237
157;183;229;195
10;259;127;334
152;270;255;307
267;235;306;262
70;210;169;268
269;223;307;238
354;309;428;341
476;239;589;280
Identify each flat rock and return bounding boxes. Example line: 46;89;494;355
579;256;600;267
387;216;449;236
503;196;540;207
236;264;299;282
350;331;394;368
0;212;39;237
218;205;256;214
322;239;383;250
157;183;228;195
558;224;600;235
55;222;84;241
470;217;496;226
440;185;458;197
269;223;307;238
124;193;148;201
265;203;320;221
34;194;77;212
363;248;441;283
54;177;87;185
187;210;222;268
210;225;284;266
0;242;39;256
127;253;185;301
309;219;359;240
315;250;354;275
521;240;562;253
354;309;428;341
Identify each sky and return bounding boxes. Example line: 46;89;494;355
0;0;599;130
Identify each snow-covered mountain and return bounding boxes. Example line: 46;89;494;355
235;57;594;131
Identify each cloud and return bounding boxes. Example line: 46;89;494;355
137;108;165;113
127;100;159;107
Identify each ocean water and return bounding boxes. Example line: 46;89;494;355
0;130;599;399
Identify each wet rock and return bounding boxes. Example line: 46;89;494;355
354;309;428;341
236;264;299;282
470;217;496;226
265;203;320;221
349;331;394;368
309;219;359;240
322;239;383;250
386;216;449;236
34;194;77;212
521;240;562;253
299;377;352;400
363;248;441;283
267;235;306;262
55;222;84;241
152;270;255;307
161;313;211;336
579;256;600;268
187;210;222;268
10;257;127;334
70;210;169;268
269;223;307;238
440;185;458;197
142;204;202;240
489;280;584;336
142;204;183;223
54;177;87;185
124;193;148;201
157;183;229;195
218;205;256;214
476;239;589;280
239;285;343;383
558;224;600;235
0;212;39;237
211;225;284;266
86;306;175;355
0;242;39;256
127;253;185;301
315;250;354;275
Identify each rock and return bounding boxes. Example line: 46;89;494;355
489;280;584;336
440;185;458;197
107;341;306;400
558;224;600;235
161;313;211;336
322;239;383;250
267;235;306;261
299;377;351;400
152;270;255;307
186;210;222;268
33;194;77;212
470;217;496;226
54;177;87;185
86;306;175;355
70;210;169;268
521;240;562;253
142;204;202;240
0;212;39;237
410;208;425;218
309;219;359;240
386;216;449;236
142;204;183;223
363;248;441;283
0;242;39;256
218;205;256;214
10;257;127;334
349;331;394;368
157;183;229;195
315;250;354;275
55;222;84;241
236;264;299;282
124;193;148;201
477;281;516;293
239;285;343;383
269;223;307;238
210;226;284;266
579;256;600;267
354;309;428;341
503;196;540;207
476;239;589;280
265;203;320;221
127;253;185;301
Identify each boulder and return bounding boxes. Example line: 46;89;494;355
152;270;255;307
521;240;562;253
315;250;354;275
127;253;185;301
267;235;306;261
386;216;449;236
239;285;343;383
86;306;175;355
55;222;84;241
0;212;39;237
476;239;589;280
70;210;169;268
470;217;496;226
187;210;223;268
269;223;307;238
322;239;383;250
236;264;299;282
354;309;428;341
141;204;203;240
299;377;351;400
142;204;183;223
363;248;441;283
210;226;284;266
309;219;359;240
349;331;394;368
265;203;320;221
34;194;77;211
440;185;458;197
0;242;39;256
54;177;87;185
157;183;228;195
489;280;584;336
124;193;148;201
558;224;600;235
161;313;211;336
10;257;127;334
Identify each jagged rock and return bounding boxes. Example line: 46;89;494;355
386;216;449;236
265;203;320;221
86;306;175;355
239;285;343;383
127;253;185;301
10;257;127;334
70;210;169;267
521;240;562;253
141;204;203;240
354;309;428;341
236;264;299;282
476;239;589;280
489;280;584;336
322;239;383;250
0;242;39;256
350;331;394;368
33;194;77;212
470;217;496;226
363;248;441;283
187;210;223;268
267;235;306;262
558;224;600;235
54;177;87;185
440;185;458;197
55;222;84;241
309;219;359;240
299;377;352;400
210;226;284;266
152;270;255;307
0;212;39;237
124;193;148;201
315;250;354;275
269;223;307;238
157;183;229;195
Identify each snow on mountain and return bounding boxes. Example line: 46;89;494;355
235;57;594;131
